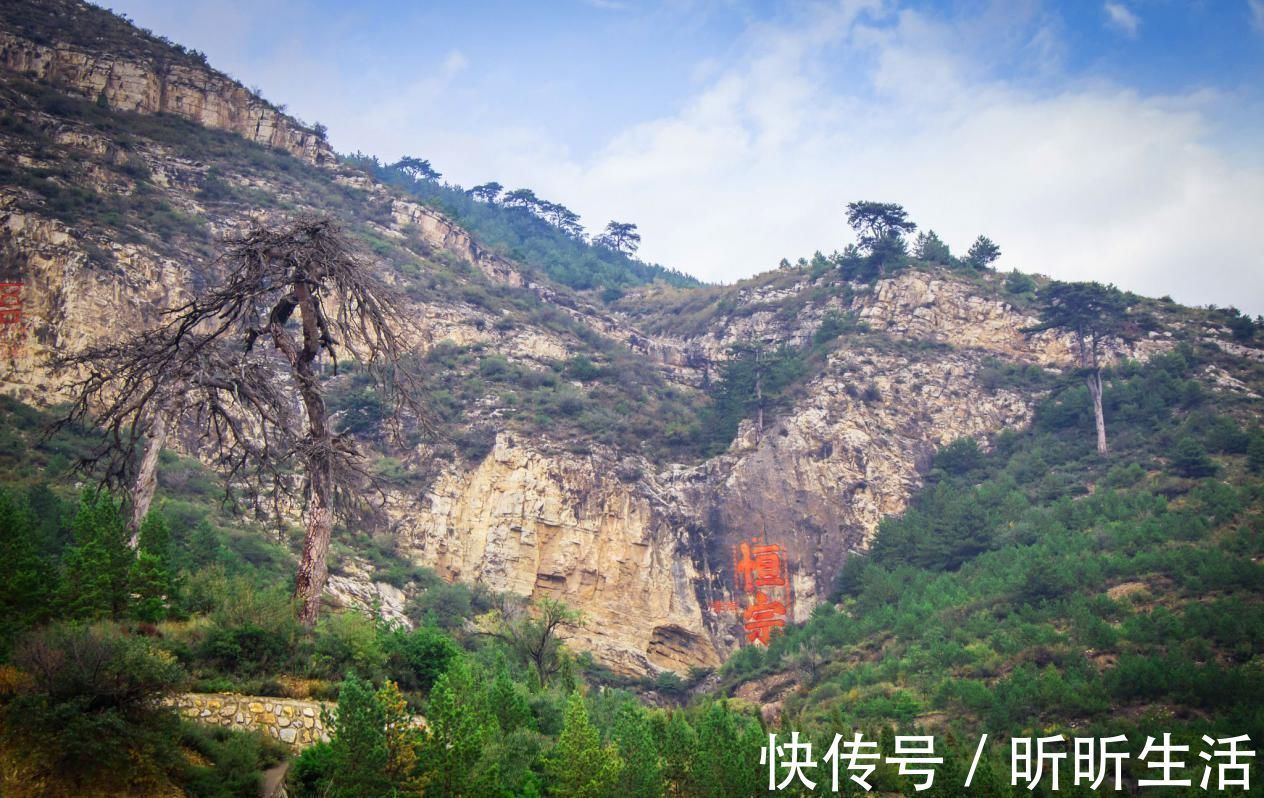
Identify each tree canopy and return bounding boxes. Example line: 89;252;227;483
845;201;917;254
965;235;1001;269
595;221;641;255
391;156;441;183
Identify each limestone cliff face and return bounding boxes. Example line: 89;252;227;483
0;28;332;166
377;341;1042;671
392;435;720;674
683;346;1035;629
0;204;194;397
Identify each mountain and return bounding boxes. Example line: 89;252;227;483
2;10;1264;795
2;3;1264;794
2;0;1262;681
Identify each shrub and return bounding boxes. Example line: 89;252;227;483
1;623;185;790
934;437;984;476
452;425;497;463
198;623;293;676
382;624;460;692
1170;437;1217;478
178;723;284;798
311;611;387;681
289;741;336;798
407;581;477;630
1004;269;1037;295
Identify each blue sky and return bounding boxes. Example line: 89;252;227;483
101;0;1264;313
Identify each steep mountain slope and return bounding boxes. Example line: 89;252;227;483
1;0;1261;681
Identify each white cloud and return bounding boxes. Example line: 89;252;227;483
1249;0;1264;32
1104;2;1141;36
97;0;1264;315
534;4;1264;314
441;50;469;76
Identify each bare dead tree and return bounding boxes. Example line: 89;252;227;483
54;215;427;625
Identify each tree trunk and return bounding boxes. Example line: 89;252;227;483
128;410;168;549
1078;330;1108;456
1087;368;1108;456
755;366;764;435
274;281;337;627
294;456;333;627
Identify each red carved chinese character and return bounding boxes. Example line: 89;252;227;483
743;590;785;645
710;600;739;613
735;541;787;592
0;283;20;311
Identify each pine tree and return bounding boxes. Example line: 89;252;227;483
924;737;964;798
657;710;698;798
129;552;169;623
325;673;392;798
693;701;762;798
1171;436;1217;478
130;511;173;622
0;491;55;652
613;704;664;798
489;659;534;733
419;658;494;796
1030;281;1130;455
137;511;172;567
966;235;1002;269
970;750;1010;798
60;490;133;620
1248;427;1264;473
915;230;953;264
378;680;423;796
185;518;221;569
546;692;623;798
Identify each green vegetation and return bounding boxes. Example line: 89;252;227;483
0;396;777;796
418;334;711;463
0;0;216;73
343;153;698;294
717;348;1263;792
0;621;286;798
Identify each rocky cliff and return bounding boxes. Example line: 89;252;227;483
2;0;1256;678
0;1;332;165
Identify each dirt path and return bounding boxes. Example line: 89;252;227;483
262;760;290;798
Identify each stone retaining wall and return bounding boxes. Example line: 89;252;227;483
170;693;331;749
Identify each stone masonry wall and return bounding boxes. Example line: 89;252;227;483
170;693;331;749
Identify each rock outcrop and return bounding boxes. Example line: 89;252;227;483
394;435;721;674
0;4;333;165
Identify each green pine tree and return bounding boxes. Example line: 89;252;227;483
546;692;623;798
0;490;56;652
1171;436;1217;478
656;710;697;798
137;510;172;567
1245;427;1264;473
969;750;1010;798
325;673;392;798
60;490;133;620
419;658;494;796
692;701;762;798
612;703;664;798
130;552;170;623
490;658;535;733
